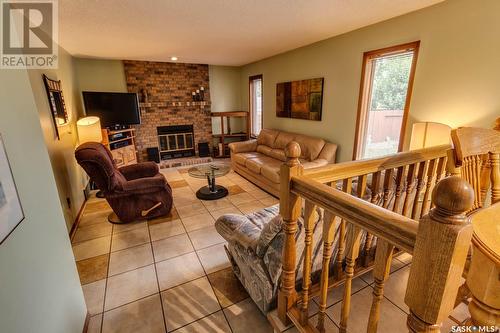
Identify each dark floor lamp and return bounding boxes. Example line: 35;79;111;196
77;116;104;198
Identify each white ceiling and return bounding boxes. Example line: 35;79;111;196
59;0;443;66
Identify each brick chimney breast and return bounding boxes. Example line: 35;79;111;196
123;60;212;161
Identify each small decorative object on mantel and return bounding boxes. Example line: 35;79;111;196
191;87;206;102
200;86;205;101
140;88;149;104
43;74;70;139
0;134;24;245
276;77;324;121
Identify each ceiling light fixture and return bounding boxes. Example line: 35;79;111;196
170;56;178;61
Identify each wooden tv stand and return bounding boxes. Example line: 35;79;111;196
101;128;137;167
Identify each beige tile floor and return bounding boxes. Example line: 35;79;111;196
72;167;466;333
72;168;277;333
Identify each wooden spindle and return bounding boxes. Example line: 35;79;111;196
363;171;381;266
472;156;482;208
405;176;474;333
382;168;394;209
490;152;500;203
316;211;339;333
367;240;395;333
339;225;362;333
357;174;368;197
479;154;491;205
335;178;352;279
422;159;438;215
469;156;479;210
402;163;417;217
436;156;447;183
393;166;406;214
300;200;317;325
412;160;429;220
465;157;476;210
277;141;303;325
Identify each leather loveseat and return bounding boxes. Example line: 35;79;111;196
228;129;337;197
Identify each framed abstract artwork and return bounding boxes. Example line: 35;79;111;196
276;77;324;121
0;134;24;245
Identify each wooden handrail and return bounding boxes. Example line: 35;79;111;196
304;144;450;183
291;175;418;253
276;141;475;333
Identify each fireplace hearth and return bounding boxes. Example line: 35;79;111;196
157;125;195;160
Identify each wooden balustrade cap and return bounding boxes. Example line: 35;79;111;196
285;141;301;160
431;176;474;222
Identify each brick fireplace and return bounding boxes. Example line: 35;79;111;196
123;61;212;161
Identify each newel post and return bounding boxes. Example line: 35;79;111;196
277;141;303;324
405;176;474;332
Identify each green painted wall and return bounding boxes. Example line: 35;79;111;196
0;69;87;333
27;47;88;231
239;0;500;162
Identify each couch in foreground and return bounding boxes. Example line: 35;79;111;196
215;204;329;313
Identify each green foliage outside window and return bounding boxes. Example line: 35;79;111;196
370;54;413;111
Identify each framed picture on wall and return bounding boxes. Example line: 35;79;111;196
276;77;324;121
0;134;24;245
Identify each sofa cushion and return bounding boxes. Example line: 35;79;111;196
257;129;279;147
245;155;278;174
302;159;329;170
317;142;338;163
261;161;282;184
245;158;263;174
256;145;273;156
295;134;326;161
273;131;326;161
234;152;261;166
268;149;286;162
273;131;295;150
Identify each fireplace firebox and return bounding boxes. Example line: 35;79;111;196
157;125;195;160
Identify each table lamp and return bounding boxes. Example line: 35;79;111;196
77;116;102;144
409;122;451;150
76;116;104;197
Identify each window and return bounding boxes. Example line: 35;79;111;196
353;41;419;160
249;74;263;137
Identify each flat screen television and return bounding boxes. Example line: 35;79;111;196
82;91;141;128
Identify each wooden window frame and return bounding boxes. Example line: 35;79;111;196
249;74;263;138
352;41;420;160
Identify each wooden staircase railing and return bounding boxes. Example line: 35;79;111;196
276;142;474;333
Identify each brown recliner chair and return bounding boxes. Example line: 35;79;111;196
75;142;173;223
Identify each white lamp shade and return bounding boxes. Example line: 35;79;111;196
77;116;102;143
409;122;451;150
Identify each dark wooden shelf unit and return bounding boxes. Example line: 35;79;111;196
211;111;249;158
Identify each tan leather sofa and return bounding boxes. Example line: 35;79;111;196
229;129;337;197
